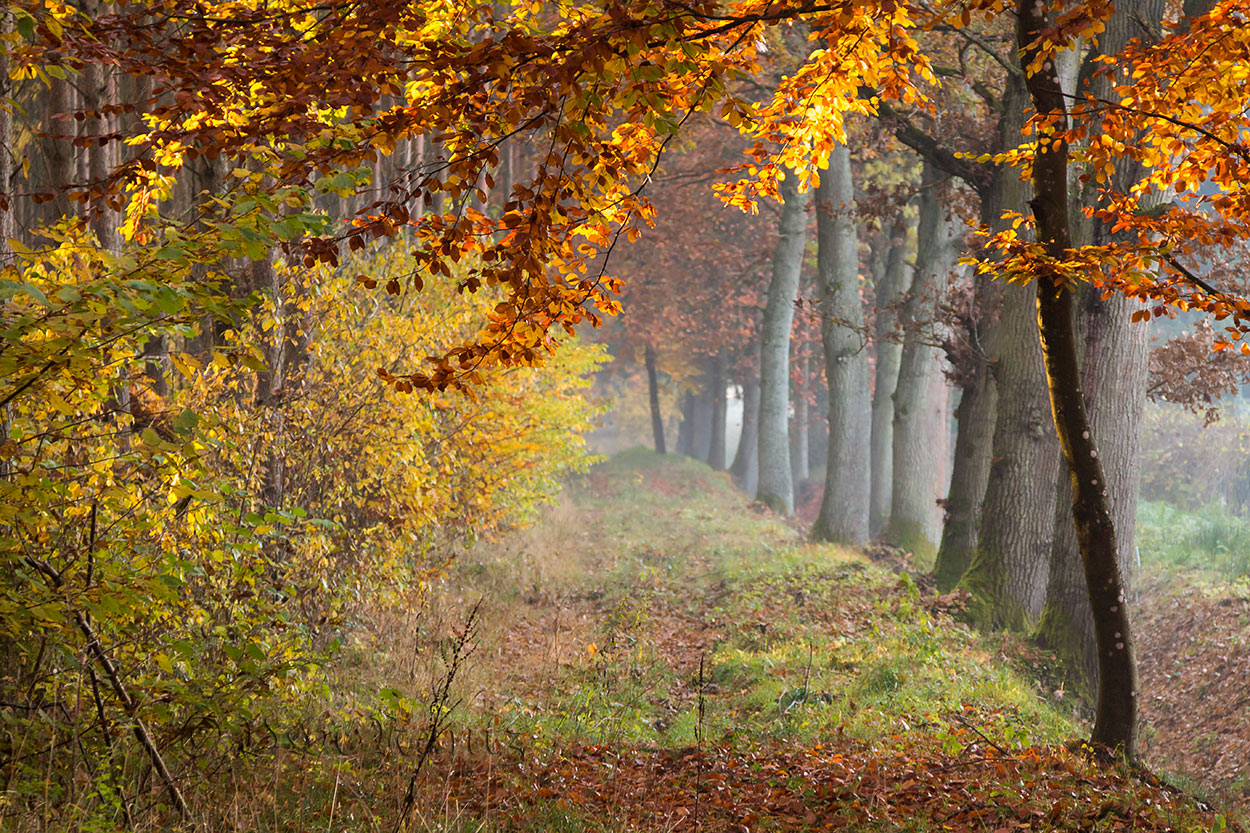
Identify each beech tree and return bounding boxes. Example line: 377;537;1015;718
868;211;913;537
885;162;959;562
811;143;871;544
12;0;1250;772
756;171;809;514
1036;0;1166;694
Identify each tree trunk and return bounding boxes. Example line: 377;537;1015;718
808;378;829;475
756;170;808;514
1037;0;1160;697
676;390;695;457
645;344;666;455
1039;297;1150;696
255;257;286;508
692;381;714;463
790;353;810;485
959;278;1061;626
933;321;996;590
812;145;871;545
886;162;956;565
934;74;1029;590
709;353;728;470
925;364;951;546
958;73;1062;629
730;378;760;496
0;8;13;246
869;217;911;537
1018;0;1137;756
36;78;74;225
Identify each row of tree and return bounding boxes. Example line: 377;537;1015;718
604;0;1250;758
4;1;1250;822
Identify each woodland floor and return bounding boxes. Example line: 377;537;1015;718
334;448;1250;833
1136;575;1250;811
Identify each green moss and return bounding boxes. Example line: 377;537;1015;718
756;490;791;515
885;516;938;570
956;551;1030;632
932;540;972;593
1034;601;1095;698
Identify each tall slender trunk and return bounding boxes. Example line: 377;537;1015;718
790;353;810;485
869;218;911;537
84;56;117;250
934;75;1030;590
709;353;728;470
1018;0;1136;755
756;171;808;514
676;390;695;457
255;257;286;507
692;380;714;463
1037;0;1160;696
886;163;957;564
645;345;666;455
730;377;760;496
808;377;829;474
37;78;74;225
0;8;13;246
958;72;1062;629
933;318;996;589
925;365;951;544
812;145;871;544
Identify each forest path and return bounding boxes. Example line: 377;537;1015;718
401;449;1239;833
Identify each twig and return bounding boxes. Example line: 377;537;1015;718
396;600;481;831
693;653;706;832
802;637;814;700
1165;255;1225;298
23;555;190;819
950;711;1010;757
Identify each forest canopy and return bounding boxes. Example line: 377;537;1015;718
5;0;1250;827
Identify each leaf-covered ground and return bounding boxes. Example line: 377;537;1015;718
389;449;1244;833
1137;578;1250;813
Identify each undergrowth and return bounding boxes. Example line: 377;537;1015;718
23;449;1236;831
1139;500;1250;584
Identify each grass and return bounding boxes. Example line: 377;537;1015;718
69;448;1236;832
1138;499;1250;584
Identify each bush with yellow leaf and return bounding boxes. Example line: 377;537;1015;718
0;224;603;829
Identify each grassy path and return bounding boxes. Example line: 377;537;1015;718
385;450;1241;832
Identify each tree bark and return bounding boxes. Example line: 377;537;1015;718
1037;0;1160;697
959;278;1061;626
1018;0;1137;756
934;331;995;590
934;73;1032;590
790;353;810;485
0;8;13;246
676;390;695;457
958;76;1061;627
730;377;760;496
812;145;871;545
36;78;74;225
869;217;911;537
692;381;714;462
709;352;728;470
645;344;666;455
756;170;808;514
885;162;957;564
